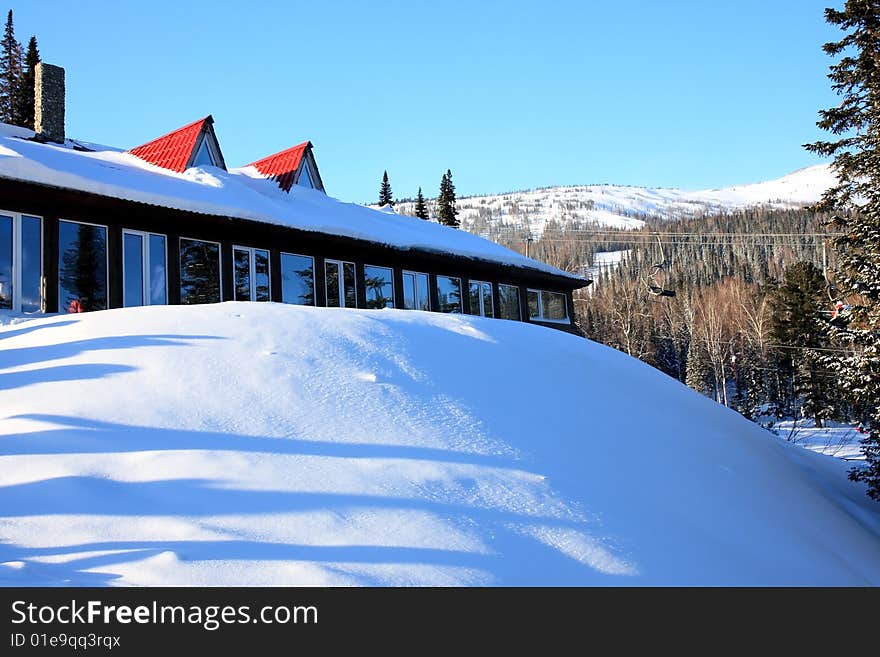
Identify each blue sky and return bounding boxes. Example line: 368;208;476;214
11;0;838;201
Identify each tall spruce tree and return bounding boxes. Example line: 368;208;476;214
0;10;20;125
805;1;880;499
379;170;393;207
769;261;837;427
437;169;460;227
16;36;38;130
414;187;429;220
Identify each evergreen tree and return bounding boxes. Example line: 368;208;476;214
437;169;460;227
414;187;429;220
805;1;880;498
379;170;393;207
770;261;836;427
16;36;38;130
685;342;710;395
0;10;20;124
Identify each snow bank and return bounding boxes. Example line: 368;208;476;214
0;303;878;586
0;124;578;281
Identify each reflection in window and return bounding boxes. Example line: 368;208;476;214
20;215;42;313
180;238;221;305
402;270;430;311
233;246;271;302
0;215;11;309
468;280;494;318
364;265;394;309
255;249;270;301
59;220;107;313
527;288;569;322
541;290;568;320
281;253;315;305
498;284;521;321
149;234;167;305
298;164;313;189
123;231;167;308
233;248;251;301
326;259;356;308
123;232;145;307
436;275;462;313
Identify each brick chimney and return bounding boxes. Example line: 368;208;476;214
34;62;65;143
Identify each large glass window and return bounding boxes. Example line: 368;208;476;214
20;215;42;313
468;280;494;318
364;265;394;309
527;288;569;323
281;253;315;305
123;230;166;307
233;246;270;302
59;220;107;313
402;270;430;311
0;213;42;312
436;275;462;313
498;284;521;321
325;259;356;308
0;214;11;309
180;238;221;305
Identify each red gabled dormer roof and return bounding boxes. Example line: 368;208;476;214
128;116;226;172
247;141;324;193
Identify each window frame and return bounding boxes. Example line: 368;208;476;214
232;244;272;302
497;283;521;321
324;258;357;309
179;236;223;304
526;287;570;324
468;279;494;318
0;209;43;313
122;228;168;308
58;218;109;314
402;270;431;311
435;274;463;314
363;264;395;309
280;251;316;306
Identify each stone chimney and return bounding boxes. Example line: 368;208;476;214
34;63;65;143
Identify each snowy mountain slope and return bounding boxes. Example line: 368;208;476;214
1;303;878;586
394;164;835;236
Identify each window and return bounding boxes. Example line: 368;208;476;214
191;134;220;168
498;284;521;321
180;238;221;305
59;219;107;313
527;288;569;323
297;163;313;189
436;275;462;313
123;230;167;307
325;259;357;308
233;246;271;302
468;280;494;318
402;270;430;311
0;212;42;313
280;253;315;305
364;265;394;309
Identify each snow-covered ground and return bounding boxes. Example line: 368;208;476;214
395;164;835;237
1;304;878;586
769;419;865;461
584;250;629;284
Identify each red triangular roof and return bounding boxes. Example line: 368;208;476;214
128;116;217;173
247;141;313;192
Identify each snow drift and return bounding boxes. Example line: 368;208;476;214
0;303;878;586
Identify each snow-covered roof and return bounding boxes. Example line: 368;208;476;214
0;123;583;282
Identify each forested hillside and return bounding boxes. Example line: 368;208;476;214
494;208;866;429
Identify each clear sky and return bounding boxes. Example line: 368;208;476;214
10;0;839;202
